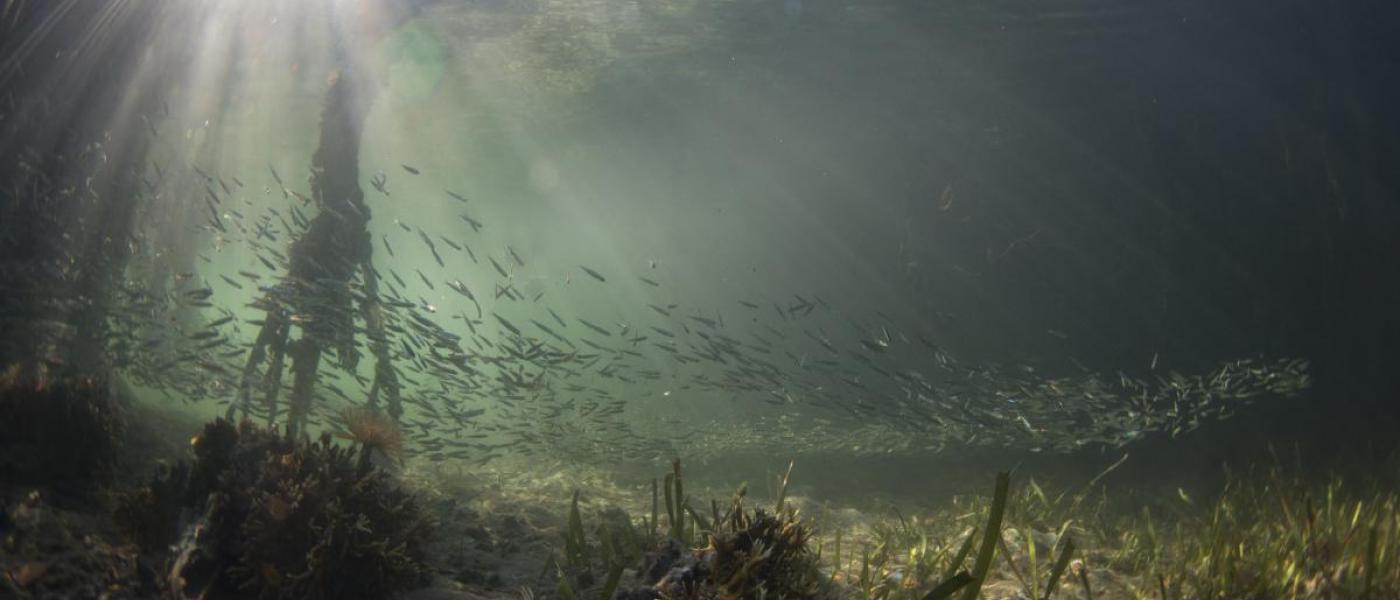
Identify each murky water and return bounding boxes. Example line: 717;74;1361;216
2;1;1397;598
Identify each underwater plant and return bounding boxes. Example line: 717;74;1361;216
549;459;993;600
551;458;830;600
839;460;1400;600
823;474;1014;600
704;506;826;600
1101;468;1400;599
118;418;431;599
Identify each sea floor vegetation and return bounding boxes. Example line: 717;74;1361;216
406;454;1400;600
2;388;1397;599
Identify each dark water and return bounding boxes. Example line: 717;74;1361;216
2;0;1397;494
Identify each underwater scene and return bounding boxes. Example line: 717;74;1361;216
1;0;1398;598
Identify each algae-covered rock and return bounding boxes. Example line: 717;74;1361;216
596;462;828;600
120;418;432;599
0;362;127;492
707;508;824;600
0;490;155;599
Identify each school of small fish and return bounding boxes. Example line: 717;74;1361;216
88;160;1311;466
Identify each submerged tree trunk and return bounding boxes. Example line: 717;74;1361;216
238;9;401;435
0;1;168;376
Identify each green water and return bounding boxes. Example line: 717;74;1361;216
2;1;1398;598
